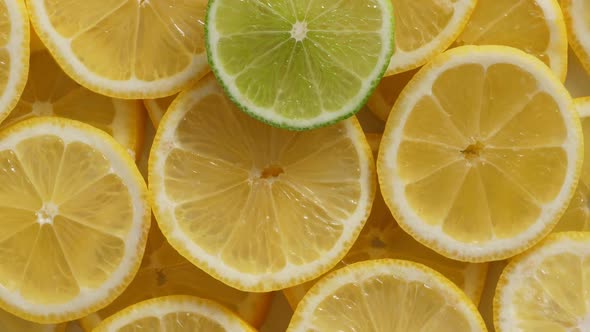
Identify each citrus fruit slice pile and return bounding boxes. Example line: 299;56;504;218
1;0;590;331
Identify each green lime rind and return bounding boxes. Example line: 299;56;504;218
205;0;395;131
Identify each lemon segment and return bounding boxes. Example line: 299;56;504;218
93;295;255;332
206;0;394;129
554;97;590;232
494;232;590;331
2;49;145;160
386;0;476;75
456;0;568;81
287;259;486;331
0;0;29;123
563;0;590;75
0;118;149;323
149;74;375;292
26;0;209;99
379;45;582;262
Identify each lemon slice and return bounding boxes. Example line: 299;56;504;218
143;95;176;128
456;0;568;81
0;308;64;332
0;117;150;323
554;97;590;232
378;45;582;262
149;74;375;292
367;68;418;121
93;295;254;332
206;0;394;129
284;136;487;308
26;0;209;99
563;0;590;75
386;0;476;75
494;232;590;331
0;0;29;122
79;222;273;331
2;49;145;159
288;259;486;331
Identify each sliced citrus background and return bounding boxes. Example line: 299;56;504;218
367;68;418;121
26;0;209;99
0;117;150;323
79;222;273;331
93;295;255;332
2;49;145;160
563;0;590;75
206;0;394;129
149;74;376;292
379;45;582;262
386;0;476;75
477;260;508;331
553;97;590;232
288;259;487;331
0;308;65;332
144;95;176;128
565;48;590;98
284;136;487;308
0;0;29;122
494;232;590;331
456;0;568;81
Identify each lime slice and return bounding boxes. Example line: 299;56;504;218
206;0;394;130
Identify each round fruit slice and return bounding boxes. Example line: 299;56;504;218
0;0;29;123
378;45;582;262
206;0;394;130
456;0;568;81
386;0;476;75
494;232;590;331
0;117;150;323
553;97;590;232
2;49;145;160
93;295;254;332
288;259;486;331
79;222;273;331
0;308;64;332
26;0;209;99
149;74;375;292
143;95;176;128
284;136;487;308
563;0;590;75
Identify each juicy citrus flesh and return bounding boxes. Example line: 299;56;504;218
288;259;486;332
456;0;568;81
206;0;394;129
143;95;176;128
554;98;590;232
149;74;375;292
0;118;149;323
563;0;590;75
26;0;209;99
2;49;144;159
284;138;488;309
494;232;590;331
379;45;581;262
93;295;255;332
0;0;29;122
79;221;272;331
386;0;476;75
